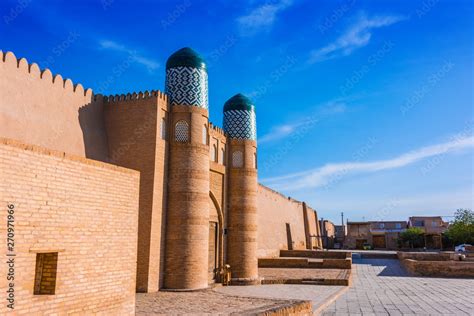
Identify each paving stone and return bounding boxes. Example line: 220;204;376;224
135;289;304;315
321;258;474;315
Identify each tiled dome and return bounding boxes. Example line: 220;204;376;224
223;93;255;112
165;47;208;108
166;47;206;70
223;93;256;140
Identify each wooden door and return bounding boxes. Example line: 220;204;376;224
208;222;217;283
373;235;386;249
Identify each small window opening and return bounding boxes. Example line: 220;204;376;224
34;252;58;295
175;120;189;142
232;151;243;168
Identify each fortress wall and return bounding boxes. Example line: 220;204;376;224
307;205;323;249
0;138;139;315
103;92;168;292
0;51;109;161
257;184;321;258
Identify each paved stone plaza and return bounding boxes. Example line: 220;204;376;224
136;258;473;315
217;283;345;313
135;288;307;315
322;258;474;315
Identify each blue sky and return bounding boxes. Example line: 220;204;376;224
1;0;472;223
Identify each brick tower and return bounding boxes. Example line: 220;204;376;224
223;94;259;285
164;47;210;290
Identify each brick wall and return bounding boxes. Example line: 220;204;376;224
0;138;139;315
103;93;168;292
257;185;321;258
401;259;474;278
307;206;322;249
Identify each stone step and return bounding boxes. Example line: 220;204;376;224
280;249;350;259
258;257;352;269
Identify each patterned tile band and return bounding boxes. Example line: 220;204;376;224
223;110;257;140
165;66;208;109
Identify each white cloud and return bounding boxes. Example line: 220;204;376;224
99;39;160;71
309;13;406;63
237;0;293;35
263;135;474;191
259;101;347;144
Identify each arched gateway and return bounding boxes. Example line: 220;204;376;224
209;191;224;283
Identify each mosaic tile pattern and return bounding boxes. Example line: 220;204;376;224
166;66;208;108
232;151;243;168
175;120;189;142
223;110;257;140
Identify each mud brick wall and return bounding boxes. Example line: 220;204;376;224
104;92;168;292
0;51;108;161
0;138;139;315
397;252;451;261
257;185;322;258
402;259;474;278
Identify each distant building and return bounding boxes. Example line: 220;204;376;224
345;222;371;249
369;221;407;249
345;221;407;249
408;216;449;249
334;225;346;248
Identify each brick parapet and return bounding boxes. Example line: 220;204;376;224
1;50;93;98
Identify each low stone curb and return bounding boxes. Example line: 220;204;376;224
312;286;349;315
234;300;313;316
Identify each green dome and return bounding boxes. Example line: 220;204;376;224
166;47;206;70
223;94;255;112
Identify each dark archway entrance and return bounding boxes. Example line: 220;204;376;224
209;191;223;284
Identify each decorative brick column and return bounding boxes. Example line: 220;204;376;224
223;94;259;285
164;48;210;290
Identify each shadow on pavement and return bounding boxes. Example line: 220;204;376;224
352;258;410;277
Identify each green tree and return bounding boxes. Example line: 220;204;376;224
399;227;425;248
445;209;474;245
